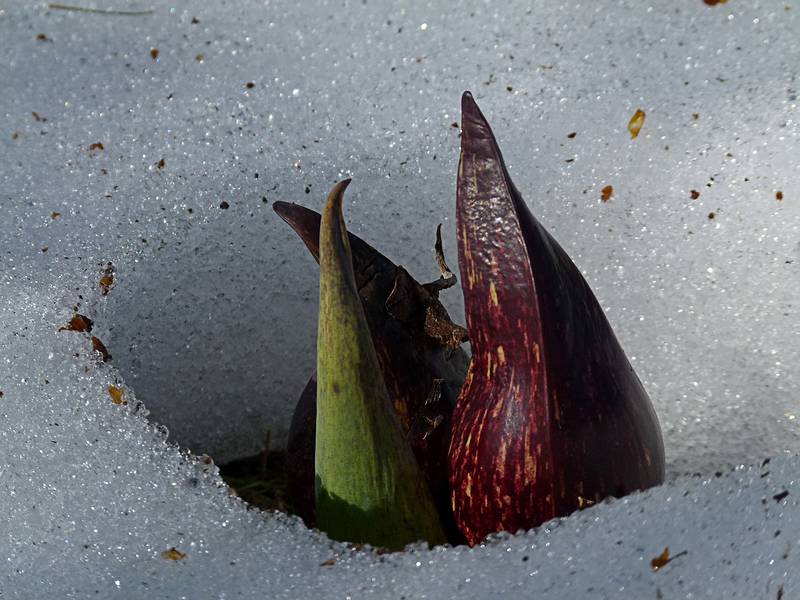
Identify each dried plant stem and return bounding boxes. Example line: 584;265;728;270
48;3;154;16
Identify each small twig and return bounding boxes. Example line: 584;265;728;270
424;224;457;295
48;3;154;16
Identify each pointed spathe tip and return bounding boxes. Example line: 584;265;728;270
459;91;493;147
273;180;352;260
321;179;357;278
460;90;476;111
272;201;323;260
271;200;295;220
333;177;352;195
325;178;351;215
460;91;481;126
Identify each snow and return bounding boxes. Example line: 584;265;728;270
1;0;798;597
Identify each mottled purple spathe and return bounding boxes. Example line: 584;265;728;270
450;92;665;546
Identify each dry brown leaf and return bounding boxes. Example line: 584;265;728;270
161;547;186;561
108;385;126;405
601;185;614;202
91;336;111;361
100;263;115;296
628;109;646;139
60;314;93;333
651;547;670;570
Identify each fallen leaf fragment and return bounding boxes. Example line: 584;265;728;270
51;211;61;219
651;547;687;571
36;33;49;41
161;547;186;561
150;48;159;60
157;158;165;169
776;191;783;201
108;385;126;405
89;142;104;151
690;190;700;200
320;559;336;566
567;131;576;138
601;185;614;202
60;314;93;332
91;336;111;361
651;547;670;570
628;109;646;139
703;0;728;5
99;263;114;296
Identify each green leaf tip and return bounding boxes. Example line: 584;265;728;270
315;180;446;550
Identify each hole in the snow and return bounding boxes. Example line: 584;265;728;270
100;212;317;519
97;205;470;547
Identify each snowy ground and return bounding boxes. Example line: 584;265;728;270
1;0;798;598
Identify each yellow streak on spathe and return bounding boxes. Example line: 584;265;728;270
497;345;506;364
524;451;536;482
489;281;499;307
497;441;507;479
490;393;505;419
552;391;561;424
473;415;486;448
